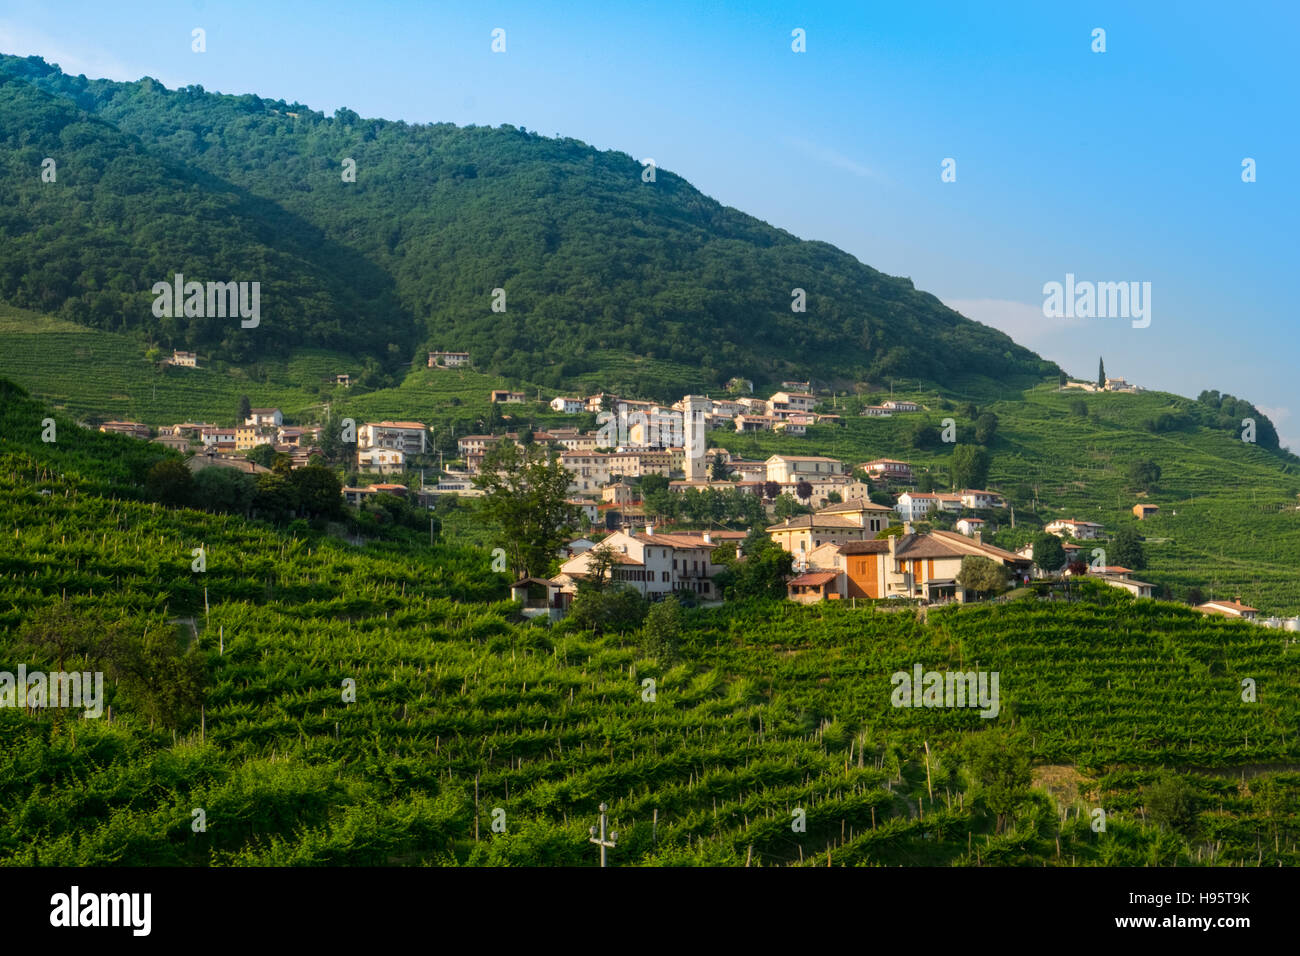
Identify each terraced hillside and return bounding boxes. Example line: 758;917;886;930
1;406;1297;867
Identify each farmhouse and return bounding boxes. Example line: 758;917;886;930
1088;566;1155;599
428;351;471;368
556;527;744;602
1045;518;1105;540
357;448;405;475
342;483;408;506
768;391;817;416
550;396;584;414
358;421;428;456
861;459;913;482
151;435;190;452
1196;599;1259;621
99;421;150;439
601;481;640;506
768;501;893;562
787;571;840;604
170;350;197;367
235;426;273;451
245;408;283;428
200;426;237;448
734;414;775;433
1132;503;1160;520
490;390;527;404
509;578;566;619
795;527;1030;603
960;489;1006;509
881;400;920;412
765;455;845;483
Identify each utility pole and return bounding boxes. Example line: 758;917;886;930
588;802;618;867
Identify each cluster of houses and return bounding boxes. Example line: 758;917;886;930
541;387;841;436
1063;376;1142;394
101;408;325;468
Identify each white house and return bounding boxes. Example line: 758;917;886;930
896;492;940;521
1045;518;1105;540
1196;599;1259;621
428;351;471;368
861;459;913;482
358;448;405;475
955;517;986;537
201;426;238;447
768;391;817;416
550;396;584;414
358;421;428;456
881;400;920;412
556;527;741;602
765;455;845;484
245;408;283;428
960;489;1006;509
171;350;197;367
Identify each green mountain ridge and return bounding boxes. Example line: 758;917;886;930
0;52;1052;392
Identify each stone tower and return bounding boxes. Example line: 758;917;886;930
683;395;710;482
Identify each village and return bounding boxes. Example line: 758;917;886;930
92;351;1289;629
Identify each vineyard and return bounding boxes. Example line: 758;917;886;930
2;426;1297;865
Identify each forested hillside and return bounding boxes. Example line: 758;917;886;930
0;53;1054;392
0;68;409;362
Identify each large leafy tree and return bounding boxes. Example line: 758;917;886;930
1127;459;1161;492
474;439;577;578
974;412;999;445
949;445;990;490
1031;533;1066;573
291;464;343;518
145;458;195;507
1109;527;1147;570
957;555;1008;595
711;532;793;600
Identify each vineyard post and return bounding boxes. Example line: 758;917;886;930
588;803;618;867
923;741;933;800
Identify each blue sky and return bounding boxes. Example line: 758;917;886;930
2;1;1297;446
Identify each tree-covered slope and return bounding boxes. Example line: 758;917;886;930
0;54;1056;391
0;66;411;363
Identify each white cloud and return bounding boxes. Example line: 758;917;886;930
1257;405;1297;454
0;20;184;87
943;297;1087;343
784;136;882;181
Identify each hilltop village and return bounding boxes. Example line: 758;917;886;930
90;358;1290;628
